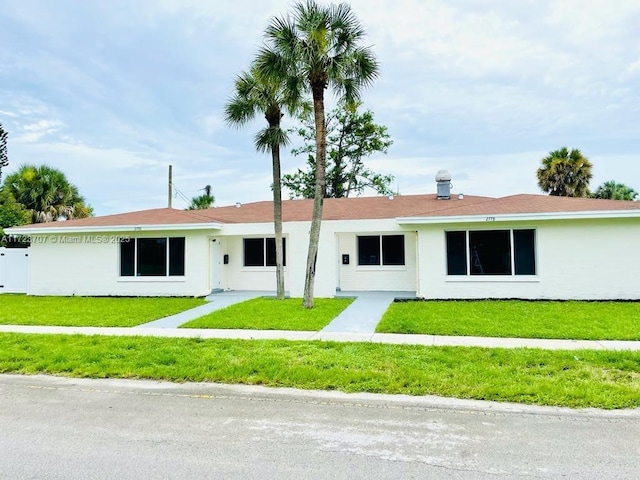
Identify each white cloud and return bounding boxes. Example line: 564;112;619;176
14;119;63;143
366;153;542;198
1;0;639;214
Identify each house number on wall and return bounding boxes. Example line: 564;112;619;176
485;217;496;222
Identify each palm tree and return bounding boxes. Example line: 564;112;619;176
3;164;93;223
187;185;215;210
224;68;302;300
537;147;593;197
257;0;379;307
592;181;638;201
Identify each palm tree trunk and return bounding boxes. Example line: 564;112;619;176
303;85;327;308
271;143;285;300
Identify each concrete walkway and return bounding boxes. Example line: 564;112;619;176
323;291;416;333
137;291;266;328
1;324;639;351
3;290;639;351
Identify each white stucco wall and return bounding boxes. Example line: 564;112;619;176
26;231;212;296
416;218;640;300
216;221;335;297
19;213;639;300
215;234;290;292
218;218;416;297
336;231;417;291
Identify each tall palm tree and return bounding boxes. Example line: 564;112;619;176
3;164;93;223
257;0;379;307
537;147;593;197
225;68;302;300
592;181;638;201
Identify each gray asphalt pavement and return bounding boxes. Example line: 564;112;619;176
1;375;639;479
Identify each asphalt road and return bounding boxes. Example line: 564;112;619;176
1;374;639;479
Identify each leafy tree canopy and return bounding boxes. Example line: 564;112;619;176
0;188;29;228
591;180;638;201
0;188;30;247
537;147;593;197
2;164;93;223
283;102;394;199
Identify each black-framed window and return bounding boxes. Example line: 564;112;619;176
119;237;185;277
169;237;185;276
120;239;135;276
137;238;167;276
470;230;511;275
357;235;405;266
243;237;286;267
446;231;467;275
514;230;536;275
446;230;536;276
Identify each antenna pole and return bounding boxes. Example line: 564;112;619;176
168;165;173;208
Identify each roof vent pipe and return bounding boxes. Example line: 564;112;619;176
235;202;241;208
436;170;452;200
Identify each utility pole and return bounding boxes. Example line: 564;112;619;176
168;165;173;208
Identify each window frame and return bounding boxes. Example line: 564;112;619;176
445;229;537;278
119;237;186;278
242;237;287;268
357;234;406;267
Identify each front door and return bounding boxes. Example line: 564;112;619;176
211;238;221;291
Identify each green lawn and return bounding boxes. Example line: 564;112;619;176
377;300;640;340
0;333;639;409
0;295;206;327
181;297;353;330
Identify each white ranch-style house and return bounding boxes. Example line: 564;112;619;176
5;182;640;300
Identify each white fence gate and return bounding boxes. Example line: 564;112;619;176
0;247;29;294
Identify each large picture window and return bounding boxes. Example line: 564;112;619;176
243;238;286;267
446;230;536;276
120;237;185;277
357;235;405;266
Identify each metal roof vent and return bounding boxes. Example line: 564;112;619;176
235;202;241;208
436;170;452;200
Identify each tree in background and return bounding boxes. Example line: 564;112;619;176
283;102;394;199
257;0;379;308
537;147;593;197
187;185;215;210
225;67;305;300
591;181;638;201
3;164;93;223
0;188;30;246
0;122;8;183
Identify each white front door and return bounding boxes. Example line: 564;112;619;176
210;238;221;291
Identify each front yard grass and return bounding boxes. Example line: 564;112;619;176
181;297;353;330
0;333;638;409
0;295;206;327
377;300;640;340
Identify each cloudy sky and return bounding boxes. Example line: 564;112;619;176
1;0;639;215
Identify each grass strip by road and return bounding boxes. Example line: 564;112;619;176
0;295;206;327
0;333;638;409
181;297;353;330
377;300;640;340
